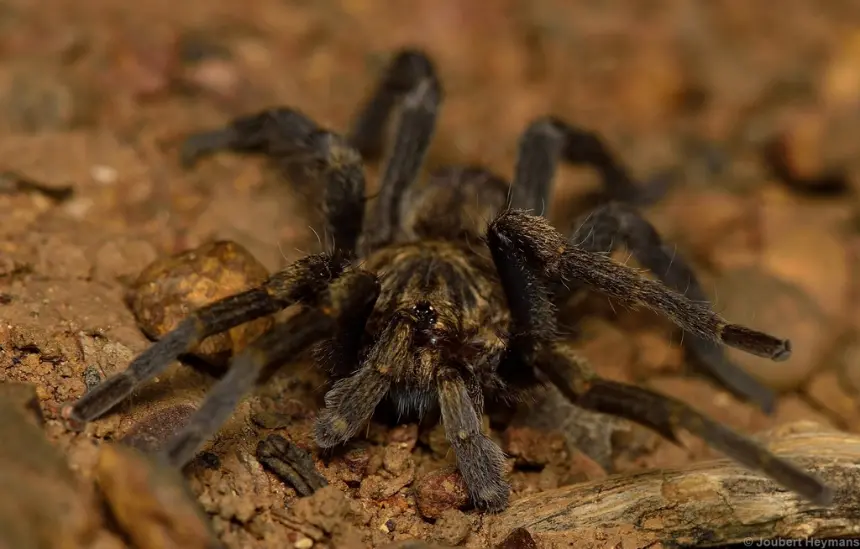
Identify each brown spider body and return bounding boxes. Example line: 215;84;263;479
62;48;833;512
360;241;508;387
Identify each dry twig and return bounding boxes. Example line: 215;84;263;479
484;421;860;548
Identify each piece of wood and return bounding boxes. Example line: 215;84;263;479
484;421;860;547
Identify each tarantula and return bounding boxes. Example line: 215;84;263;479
63;49;832;511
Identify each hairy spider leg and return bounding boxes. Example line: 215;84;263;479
180;107;320;165
63;253;351;425
399;116;666;238
313;290;511;513
510;117;669;213
571;202;777;412
437;373;510;511
68;107;369;426
180;49;441;255
485;209;833;506
538;345;833;506
488;210;790;360
507;117;778;410
346;49;442;252
313;317;409;448
161;270;380;467
181;112;366;255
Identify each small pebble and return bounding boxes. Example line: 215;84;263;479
502;425;568;468
431;509;471;546
82;366;103;391
386;423;419;449
383;444;414;476
343;445;371;477
90;164;118;185
495;527;538;549
294;537;314;549
414;469;469;519
126;240;272;366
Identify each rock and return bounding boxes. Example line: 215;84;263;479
710;267;829;391
0;381;44;424
358;467;414;501
336;444;371;483
383;444;415;476
35;234;90;279
563;451;608;484
176;30;240;103
430;509;471;546
126;240;274;367
424;422;452;459
285;485;364;546
106;28;179;100
386;423;419;449
95;443;219;549
414;469;470;519
502;425;569;468
182;58;242;103
0;382;100;549
495;528;538;549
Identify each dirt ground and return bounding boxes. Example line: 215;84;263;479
3;1;860;548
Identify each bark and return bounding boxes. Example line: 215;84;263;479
483;421;860;548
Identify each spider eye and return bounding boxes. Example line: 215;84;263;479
412;300;437;331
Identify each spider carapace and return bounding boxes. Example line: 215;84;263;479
63;49;833;512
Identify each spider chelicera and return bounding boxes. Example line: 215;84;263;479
63;48;832;512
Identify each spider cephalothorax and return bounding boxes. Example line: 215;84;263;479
63;49;832;512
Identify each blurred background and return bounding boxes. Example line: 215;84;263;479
3;0;860;547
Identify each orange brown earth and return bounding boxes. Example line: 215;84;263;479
3;1;860;548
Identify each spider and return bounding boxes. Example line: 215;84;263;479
63;48;832;512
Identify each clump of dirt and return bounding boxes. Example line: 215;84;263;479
3;1;860;548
